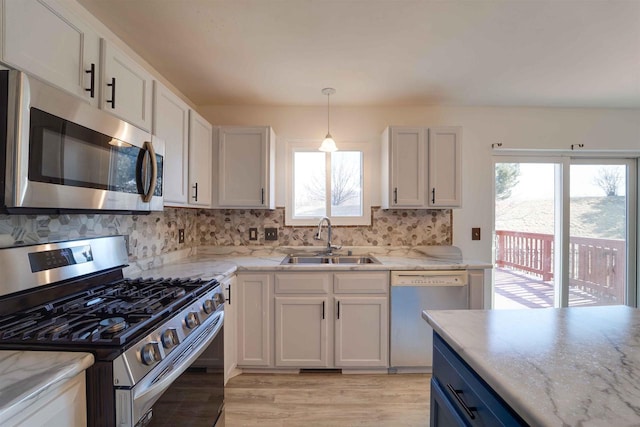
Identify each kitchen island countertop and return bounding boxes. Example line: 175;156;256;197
423;306;640;426
0;351;94;422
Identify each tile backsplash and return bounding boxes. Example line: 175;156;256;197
0;207;451;260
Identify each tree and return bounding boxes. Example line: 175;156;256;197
594;167;621;197
303;154;360;206
495;163;521;200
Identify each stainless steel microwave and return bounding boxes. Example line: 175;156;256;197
0;70;164;213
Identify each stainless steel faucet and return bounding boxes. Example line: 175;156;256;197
314;217;341;255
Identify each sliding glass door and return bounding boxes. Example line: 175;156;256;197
493;157;635;309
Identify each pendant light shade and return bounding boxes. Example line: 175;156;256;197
319;88;338;152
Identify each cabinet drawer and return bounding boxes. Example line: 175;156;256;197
333;272;388;294
432;334;526;426
275;273;330;294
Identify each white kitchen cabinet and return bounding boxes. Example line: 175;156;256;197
236;273;272;367
223;275;238;383
428;127;462;207
188;110;214;207
274;296;329;367
1;0;100;107
5;370;87;427
153;81;190;206
270;271;388;369
334;296;388;367
100;39;153;131
381;126;462;209
468;269;486;309
216;126;276;209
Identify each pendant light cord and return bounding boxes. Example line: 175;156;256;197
327;91;331;136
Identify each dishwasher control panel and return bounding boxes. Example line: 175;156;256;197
391;271;468;286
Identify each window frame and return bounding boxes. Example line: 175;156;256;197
285;140;372;226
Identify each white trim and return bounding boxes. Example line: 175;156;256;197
285;140;372;226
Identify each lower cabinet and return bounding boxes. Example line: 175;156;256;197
334;296;388;367
431;333;526;426
238;271;389;369
236;273;272;367
222;275;237;383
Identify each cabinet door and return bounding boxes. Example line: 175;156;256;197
274;297;329;367
428;127;462;207
468;269;486;310
2;0;100;106
100;39;153;131
390;127;426;207
188;110;213;207
236;274;272;367
218;126;272;208
223;276;237;383
334;297;389;367
153;81;190;205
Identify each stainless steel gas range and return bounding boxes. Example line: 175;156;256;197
0;236;225;427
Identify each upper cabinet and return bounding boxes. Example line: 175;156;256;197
381;126;462;209
216;126;276;209
100;39;153;131
188;110;214;207
1;0;101;107
153;81;190;206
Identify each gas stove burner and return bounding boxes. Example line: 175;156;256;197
100;317;127;333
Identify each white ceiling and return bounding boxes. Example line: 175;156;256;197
77;0;640;108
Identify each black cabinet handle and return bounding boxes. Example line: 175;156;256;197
225;285;231;305
394;187;398;204
432;188;436;204
446;384;477;420
337;301;340;319
85;63;95;98
192;182;198;202
261;188;265;205
322;301;325;319
106;77;116;108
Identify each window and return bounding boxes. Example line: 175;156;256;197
286;141;371;225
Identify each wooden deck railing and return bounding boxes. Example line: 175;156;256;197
495;230;625;303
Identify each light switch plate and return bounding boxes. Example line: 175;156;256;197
472;228;481;240
249;228;258;241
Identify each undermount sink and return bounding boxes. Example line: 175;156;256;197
281;255;381;265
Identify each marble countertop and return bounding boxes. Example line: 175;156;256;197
0;351;94;421
125;245;492;279
423;306;640;427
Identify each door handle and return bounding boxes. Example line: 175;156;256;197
261;188;265;205
225;285;231;305
192;183;198;202
336;301;340;319
446;384;477;419
140;141;158;203
432;188;436;204
394;187;398;204
107;77;116;108
85;63;96;98
322;301;325;319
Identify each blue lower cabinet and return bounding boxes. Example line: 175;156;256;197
431;333;528;426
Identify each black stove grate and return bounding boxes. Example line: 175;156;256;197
0;277;217;346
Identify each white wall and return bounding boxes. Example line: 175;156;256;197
198;104;640;262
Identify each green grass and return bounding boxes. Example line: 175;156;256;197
495;196;625;240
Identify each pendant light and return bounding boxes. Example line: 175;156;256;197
319;87;338;152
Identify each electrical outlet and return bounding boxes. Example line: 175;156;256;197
472;227;481;240
178;229;185;243
265;227;278;241
249;228;258;241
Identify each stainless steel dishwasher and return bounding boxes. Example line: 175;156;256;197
390;270;469;371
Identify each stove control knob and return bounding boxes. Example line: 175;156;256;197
141;342;162;366
161;328;179;349
213;292;225;307
185;312;200;329
203;299;215;314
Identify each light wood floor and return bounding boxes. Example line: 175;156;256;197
221;373;431;427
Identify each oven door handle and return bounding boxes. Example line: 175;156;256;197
132;311;223;413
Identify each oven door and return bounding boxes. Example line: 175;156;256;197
116;311;224;427
4;70;164;212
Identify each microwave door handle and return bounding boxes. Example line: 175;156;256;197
140;141;158;203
